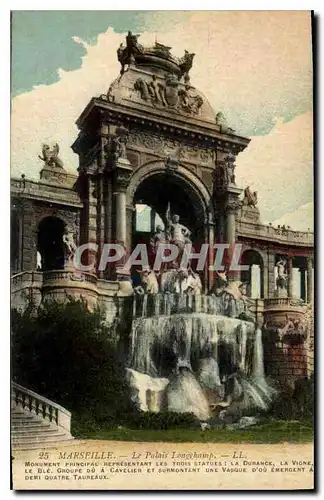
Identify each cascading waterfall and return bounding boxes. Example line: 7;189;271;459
127;292;275;422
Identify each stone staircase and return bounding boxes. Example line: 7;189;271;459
11;382;74;450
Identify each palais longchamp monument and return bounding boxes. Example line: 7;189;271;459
11;33;314;446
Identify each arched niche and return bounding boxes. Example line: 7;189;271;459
37;216;66;271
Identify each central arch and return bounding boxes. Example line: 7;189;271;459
127;160;212;225
126;160;214;289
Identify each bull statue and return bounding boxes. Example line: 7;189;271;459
135;267;159;294
185;268;202;295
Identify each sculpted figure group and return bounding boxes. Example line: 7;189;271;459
134;75;203;115
135;212;202;295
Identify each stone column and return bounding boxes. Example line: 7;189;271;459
262;263;268;299
300;267;306;301
97;174;106;279
224;186;243;281
287;256;293;298
150;209;156;232
87;174;98;272
115;192;127;243
208;217;215;292
21;200;37;271
307;256;313;303
126;204;135;258
267;251;276;298
113;158;133;278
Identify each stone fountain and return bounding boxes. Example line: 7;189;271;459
125;216;276;423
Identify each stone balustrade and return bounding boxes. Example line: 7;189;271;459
264;297;306;308
42;269;98;285
11;382;72;433
11;176;82;207
236;219;313;246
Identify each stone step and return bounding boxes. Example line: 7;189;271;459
11;438;75;451
11;420;50;428
12;432;71;444
11;423;51;433
11;418;47;426
11;395;73;450
12;411;42;418
12;412;37;418
12;426;59;436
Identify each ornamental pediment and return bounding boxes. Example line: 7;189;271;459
105;67;216;124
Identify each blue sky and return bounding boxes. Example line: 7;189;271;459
12;11;194;96
12;11;147;96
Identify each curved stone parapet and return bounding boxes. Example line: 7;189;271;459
11;270;123;325
236;219;313;247
11;271;43;311
263;297;307;328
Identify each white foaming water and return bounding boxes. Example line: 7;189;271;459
166;367;211;421
197;357;221;389
128;293;275;420
252;326;265;378
130;313;255;377
126;368;169;412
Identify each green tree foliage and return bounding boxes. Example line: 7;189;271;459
11;298;134;423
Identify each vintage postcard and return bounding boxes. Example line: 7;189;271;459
10;10;314;490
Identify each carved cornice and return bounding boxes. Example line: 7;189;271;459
74;99;250;154
127;129;215;166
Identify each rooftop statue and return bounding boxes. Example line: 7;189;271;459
243;186;258;207
215;112;235;134
117;32;195;85
117;31;144;74
38;143;64;169
153;41;172;58
178;50;195;83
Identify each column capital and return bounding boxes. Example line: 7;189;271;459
114;159;133;193
224;186;243;215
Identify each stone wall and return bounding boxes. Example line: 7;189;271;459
263;329;308;388
10;270;126;328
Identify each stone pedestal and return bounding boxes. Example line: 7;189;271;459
40;166;76;188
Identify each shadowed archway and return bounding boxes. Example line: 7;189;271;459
127;162;213;289
37;216;65;271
